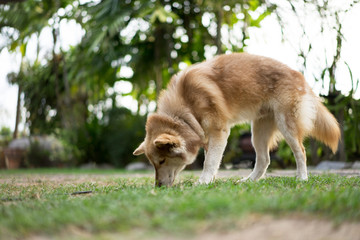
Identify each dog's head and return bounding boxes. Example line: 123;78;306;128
133;114;201;187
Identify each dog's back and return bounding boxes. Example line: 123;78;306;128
158;53;340;152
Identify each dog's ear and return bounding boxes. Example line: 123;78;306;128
133;142;146;155
154;134;181;149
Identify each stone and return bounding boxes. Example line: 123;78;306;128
315;161;352;170
125;162;151;171
80;162;97;169
8;136;63;151
352;161;360;169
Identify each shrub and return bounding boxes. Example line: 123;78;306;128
73;107;146;168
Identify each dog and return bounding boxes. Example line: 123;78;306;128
133;53;340;187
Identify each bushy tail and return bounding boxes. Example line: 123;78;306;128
310;102;341;153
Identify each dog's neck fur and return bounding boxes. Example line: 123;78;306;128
157;108;206;148
157;86;207;149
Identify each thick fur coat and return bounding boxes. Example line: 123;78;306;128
134;53;340;187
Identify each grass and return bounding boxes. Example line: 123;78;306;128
0;169;359;239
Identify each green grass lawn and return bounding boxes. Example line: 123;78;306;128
0;170;359;239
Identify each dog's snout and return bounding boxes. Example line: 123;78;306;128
155;167;178;187
155;179;173;187
155;178;166;187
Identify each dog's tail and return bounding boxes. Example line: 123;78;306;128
310;101;341;153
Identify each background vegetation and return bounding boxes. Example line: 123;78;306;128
0;0;359;167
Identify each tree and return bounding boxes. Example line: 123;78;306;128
4;0;358;166
0;0;77;134
0;0;277;165
79;0;274;107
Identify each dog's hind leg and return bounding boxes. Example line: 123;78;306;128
241;115;278;182
198;127;230;184
275;113;308;181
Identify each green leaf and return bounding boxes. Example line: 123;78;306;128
250;11;271;28
20;43;27;57
150;6;178;24
249;0;260;11
9;41;19;52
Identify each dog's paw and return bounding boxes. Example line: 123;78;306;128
235;177;250;184
296;175;308;181
196;174;215;185
296;172;308;181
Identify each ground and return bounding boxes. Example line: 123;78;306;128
1;168;360;240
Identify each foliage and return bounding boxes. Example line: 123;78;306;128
7;61;62;134
223;124;251;164
0;171;359;238
0;127;12;147
24;137;72;168
330;64;360;158
76;0;275;101
1;0;359;166
0;127;11;139
25;140;52;167
102;107;146;167
272;0;360;161
1;0;275;166
0;0;75;52
328;93;360;159
74;107;146;167
0;126;11;136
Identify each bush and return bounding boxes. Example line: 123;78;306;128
73;107;146;168
103;107;146;167
24;136;71;168
25;140;52;167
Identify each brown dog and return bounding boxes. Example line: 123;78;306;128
133;53;340;187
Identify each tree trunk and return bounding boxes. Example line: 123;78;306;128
336;107;346;161
52;24;65;129
155;65;162;100
183;0;194;58
61;56;74;129
310;138;320;165
13;85;22;139
216;6;223;54
154;26;164;100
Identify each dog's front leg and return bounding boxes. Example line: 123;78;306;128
198;128;229;184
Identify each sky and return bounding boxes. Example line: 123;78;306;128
0;1;359;131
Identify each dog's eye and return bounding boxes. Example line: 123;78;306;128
159;159;166;165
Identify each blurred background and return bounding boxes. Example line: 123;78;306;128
0;0;359;170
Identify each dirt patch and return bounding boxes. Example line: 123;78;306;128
132;215;360;240
189;215;360;240
0;174;132;186
36;215;360;240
